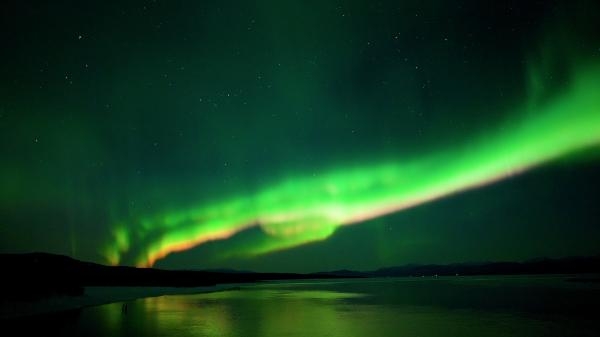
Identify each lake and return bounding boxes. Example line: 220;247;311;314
6;275;600;336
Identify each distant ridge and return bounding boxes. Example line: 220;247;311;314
319;255;600;278
2;252;599;301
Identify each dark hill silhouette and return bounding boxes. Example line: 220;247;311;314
0;252;345;301
367;255;600;277
2;253;599;301
316;256;600;278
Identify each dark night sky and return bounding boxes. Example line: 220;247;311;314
1;0;599;272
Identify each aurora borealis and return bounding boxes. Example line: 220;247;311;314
107;63;600;268
1;1;600;271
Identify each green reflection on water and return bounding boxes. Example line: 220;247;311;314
133;289;367;337
84;279;598;337
97;291;513;337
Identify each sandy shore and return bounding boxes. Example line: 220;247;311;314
0;284;242;319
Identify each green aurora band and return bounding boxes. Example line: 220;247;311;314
104;61;600;267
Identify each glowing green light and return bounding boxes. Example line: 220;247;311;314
105;63;600;267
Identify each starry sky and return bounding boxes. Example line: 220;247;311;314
1;0;599;272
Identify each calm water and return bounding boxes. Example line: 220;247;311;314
8;276;600;336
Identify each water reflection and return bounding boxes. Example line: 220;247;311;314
136;289;367;337
18;277;598;337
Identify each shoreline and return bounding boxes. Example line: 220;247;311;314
0;284;243;320
3;273;598;320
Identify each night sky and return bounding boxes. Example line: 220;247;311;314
1;1;599;272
